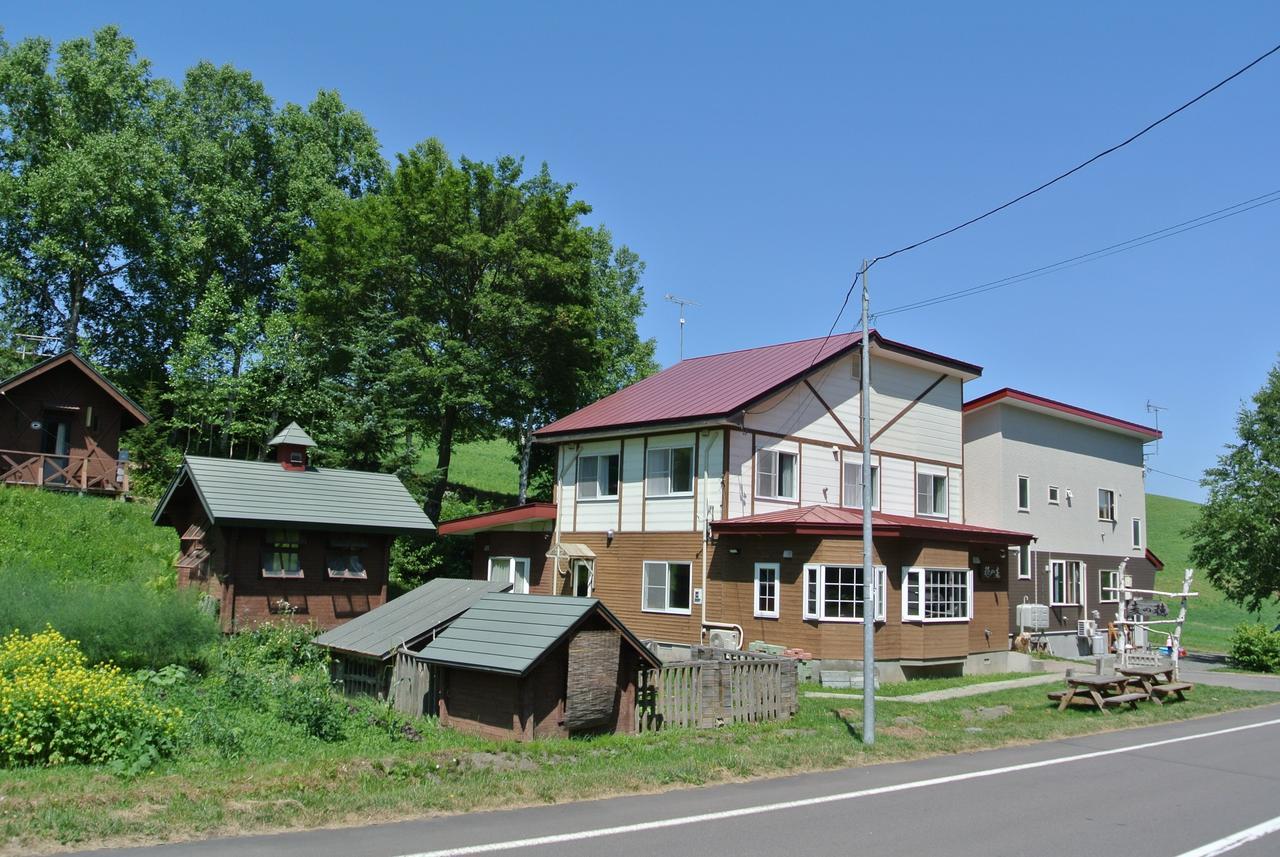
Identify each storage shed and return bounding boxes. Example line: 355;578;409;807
419;593;661;741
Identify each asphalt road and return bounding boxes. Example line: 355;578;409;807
79;704;1280;857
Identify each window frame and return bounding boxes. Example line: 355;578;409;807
755;448;799;501
488;556;531;595
1099;568;1120;603
326;537;369;580
753;562;780;619
645;445;695;497
841;457;880;509
570;558;594;597
1097;488;1117;522
1049;559;1085;606
641;560;693;615
262;529;303;579
802;564;887;623
1014;545;1031;580
576;452;620;501
916;471;949;518
1131;517;1142;549
1047;485;1060;505
901;566;974;623
1017;475;1030;512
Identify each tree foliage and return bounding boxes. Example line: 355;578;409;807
1189;361;1280;611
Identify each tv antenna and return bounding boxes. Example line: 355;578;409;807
1145;400;1167;459
664;293;700;360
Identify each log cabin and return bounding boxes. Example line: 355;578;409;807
153;422;436;632
0;350;149;496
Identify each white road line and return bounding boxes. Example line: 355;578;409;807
393;716;1280;857
1175;815;1280;857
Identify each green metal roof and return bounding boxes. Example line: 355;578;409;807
153;455;435;533
267;421;317;448
417;592;659;676
313;578;510;660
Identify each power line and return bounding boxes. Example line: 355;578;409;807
804;268;862;372
1147;466;1202;484
873;188;1280;319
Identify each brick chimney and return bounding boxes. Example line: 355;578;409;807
265;422;317;472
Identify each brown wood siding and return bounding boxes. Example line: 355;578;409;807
1007;549;1159;634
439;670;521;740
469;530;555;593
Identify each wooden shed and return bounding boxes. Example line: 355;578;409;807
419;593;661;741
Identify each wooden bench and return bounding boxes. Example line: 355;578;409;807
1047;690;1067;702
1150;682;1194;704
1098;691;1147;710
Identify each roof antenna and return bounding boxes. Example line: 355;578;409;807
664;294;700;361
1145;400;1166;460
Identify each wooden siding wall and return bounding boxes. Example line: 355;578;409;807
439;670;522;740
1007;549;1159;635
470;530;555;593
0;361;129;461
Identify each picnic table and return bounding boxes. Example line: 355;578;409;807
1049;674;1147;713
1118;666;1194;704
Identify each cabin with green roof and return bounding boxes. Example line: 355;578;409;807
153;422;436;632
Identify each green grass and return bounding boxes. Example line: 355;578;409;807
1;676;1274;855
1147;494;1280;654
416;438;521;498
804;672;1037;697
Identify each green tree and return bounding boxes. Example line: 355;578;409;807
1189;361;1280;611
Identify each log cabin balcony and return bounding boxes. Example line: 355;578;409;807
0;448;130;495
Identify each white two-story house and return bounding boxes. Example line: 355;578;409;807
962;388;1164;656
441;332;1032;677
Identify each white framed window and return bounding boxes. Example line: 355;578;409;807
577;453;619;500
1013;546;1031;580
571;558;594;597
842;458;880;509
1131;517;1142;549
1047;485;1060;505
755;449;798;500
262;529;303;578
916;471;948;517
326;538;368;580
902;567;972;622
1050;560;1084;606
1017;475;1030;511
1098;488;1116;522
1100;569;1119;603
754;562;780;618
646;446;694;497
802;565;886;622
488;556;531;594
642;560;692;614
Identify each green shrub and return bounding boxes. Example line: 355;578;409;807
0;628;183;768
1227;623;1280;673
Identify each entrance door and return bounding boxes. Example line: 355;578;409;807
571;559;594;597
40;413;71;485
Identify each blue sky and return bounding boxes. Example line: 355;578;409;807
6;3;1278;502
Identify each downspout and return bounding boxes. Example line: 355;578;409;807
699;428;742;647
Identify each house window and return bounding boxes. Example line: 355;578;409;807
645;446;694;496
488;556;531;594
916;472;948;517
577;453;620;500
1131;517;1142;549
1100;569;1120;602
755;449;797;500
754;563;780;618
1050;560;1085;606
327;539;368;579
262;530;302;578
802;565;886;622
642;561;692;614
1013;546;1031;580
1048;485;1060;505
571;558;594;597
1017;475;1030;511
902;567;972;621
1098;488;1116;522
842;459;880;509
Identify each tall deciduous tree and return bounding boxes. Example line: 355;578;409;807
1189;361;1280;611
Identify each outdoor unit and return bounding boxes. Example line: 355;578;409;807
1015;603;1049;631
707;627;742;651
1076;619;1097;638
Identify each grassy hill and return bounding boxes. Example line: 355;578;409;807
416;438;521;499
1147;493;1280;654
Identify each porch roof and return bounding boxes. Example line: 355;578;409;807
437;502;557;536
711;505;1033;544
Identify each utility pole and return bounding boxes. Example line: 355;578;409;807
664;294;699;360
859;259;876;745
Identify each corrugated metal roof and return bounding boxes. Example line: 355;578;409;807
267;421;318;447
418;592;659;676
711;504;1032;543
313;578;510;659
153;455;436;533
436;502;556;536
534;331;982;439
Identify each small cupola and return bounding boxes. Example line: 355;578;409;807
266;421;318;471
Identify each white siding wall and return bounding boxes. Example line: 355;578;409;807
727;429;753;518
643;432;697;532
558;445;577;532
802;441;840;507
880;455;916;517
620;437;645;531
696;430;724;529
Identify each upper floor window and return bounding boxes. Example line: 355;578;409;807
756;449;797;500
1017;475;1030;511
327;538;368;579
917;472;948;517
1048;485;1060;505
803;565;886;622
1131;517;1142;549
1098;488;1116;522
1013;545;1031;580
842;460;879;509
902;567;972;622
646;445;694;497
577;453;620;500
263;529;302;578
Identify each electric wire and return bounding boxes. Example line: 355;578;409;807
1146;466;1202;484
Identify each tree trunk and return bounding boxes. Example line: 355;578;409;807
425;403;457;524
64;273;83;350
517;424;533;505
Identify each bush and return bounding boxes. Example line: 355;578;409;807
1227;623;1280;673
0;566;220;670
0;628;183;768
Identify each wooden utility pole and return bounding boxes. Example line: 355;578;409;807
859;259;876;745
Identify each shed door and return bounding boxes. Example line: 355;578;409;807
40;412;72;485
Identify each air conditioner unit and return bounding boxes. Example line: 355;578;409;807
707;628;741;651
1076;620;1097;638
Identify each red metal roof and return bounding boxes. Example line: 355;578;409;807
535;331;982;439
1145;548;1164;570
437;503;557;536
711;505;1032;544
963;388;1161;440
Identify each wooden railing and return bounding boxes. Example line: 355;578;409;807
0;449;129;494
636;647;797;732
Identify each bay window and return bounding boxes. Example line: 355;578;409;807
902;567;972;621
803;565;886;622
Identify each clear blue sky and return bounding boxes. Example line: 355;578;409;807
6;3;1278;503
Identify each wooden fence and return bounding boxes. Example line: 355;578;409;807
0;449;129;494
389;648;437;718
636;647;797;732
